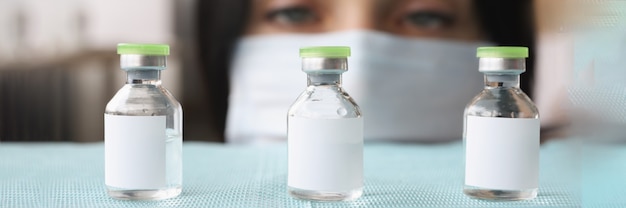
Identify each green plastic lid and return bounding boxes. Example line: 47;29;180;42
477;46;528;58
300;46;351;58
117;43;170;55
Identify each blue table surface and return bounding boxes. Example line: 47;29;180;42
0;139;624;208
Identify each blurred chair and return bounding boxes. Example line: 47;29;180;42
0;51;118;142
0;66;71;141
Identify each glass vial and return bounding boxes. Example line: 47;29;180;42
104;44;183;200
287;46;364;201
463;47;540;200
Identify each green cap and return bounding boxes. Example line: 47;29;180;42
477;46;528;58
300;46;351;58
117;43;170;55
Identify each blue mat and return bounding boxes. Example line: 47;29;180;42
0;140;615;207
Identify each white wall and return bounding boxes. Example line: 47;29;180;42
0;0;174;64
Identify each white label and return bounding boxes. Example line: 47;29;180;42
105;115;167;189
464;116;540;190
288;117;363;191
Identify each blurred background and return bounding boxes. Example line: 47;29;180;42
0;0;624;143
0;0;213;142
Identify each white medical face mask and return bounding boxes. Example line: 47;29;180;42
227;30;489;144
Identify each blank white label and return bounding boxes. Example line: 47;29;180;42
465;116;540;190
105;115;166;189
288;117;363;191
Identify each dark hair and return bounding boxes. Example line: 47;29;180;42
195;0;251;141
473;0;536;96
196;0;536;141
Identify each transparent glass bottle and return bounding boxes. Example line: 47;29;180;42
287;46;363;201
463;47;540;200
104;44;183;200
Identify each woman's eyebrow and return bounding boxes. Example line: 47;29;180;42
376;0;457;12
373;0;400;16
375;0;398;8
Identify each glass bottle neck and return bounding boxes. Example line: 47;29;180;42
484;74;520;88
127;70;161;85
307;73;341;86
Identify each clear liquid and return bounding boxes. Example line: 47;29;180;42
463;185;537;200
287;117;363;201
463;74;539;201
288;186;363;201
107;129;182;200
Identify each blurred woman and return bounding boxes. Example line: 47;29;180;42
196;0;537;143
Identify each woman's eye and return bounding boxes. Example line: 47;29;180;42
403;11;454;29
266;7;318;25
